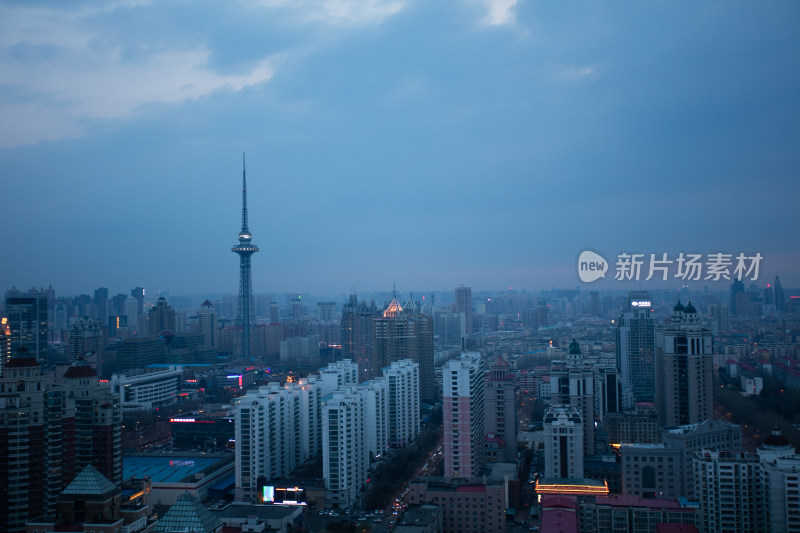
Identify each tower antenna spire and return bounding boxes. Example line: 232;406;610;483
241;152;249;235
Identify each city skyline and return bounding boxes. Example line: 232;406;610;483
1;277;793;307
1;1;798;295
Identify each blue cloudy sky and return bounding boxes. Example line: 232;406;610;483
1;0;798;297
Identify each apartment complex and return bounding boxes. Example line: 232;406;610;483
443;352;485;480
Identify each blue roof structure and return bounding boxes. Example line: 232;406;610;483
123;456;231;483
145;363;210;368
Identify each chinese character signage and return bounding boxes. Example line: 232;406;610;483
578;250;762;283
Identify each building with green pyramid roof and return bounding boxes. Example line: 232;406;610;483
152;493;222;533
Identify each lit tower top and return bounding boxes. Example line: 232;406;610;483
232;153;258;360
383;283;403;318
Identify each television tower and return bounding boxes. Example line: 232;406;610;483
232;153;258;360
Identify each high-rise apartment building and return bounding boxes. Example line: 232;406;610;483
279;334;319;362
373;296;434;403
443;352;485;479
341;295;379;382
594;364;622;421
110;293;128;318
775;275;786;312
68;316;104;374
384;359;420;448
234;357;393;508
434;311;466;349
731;279;749;316
234;382;310;502
147;297;176;336
319;359;358;396
589;290;601;316
197;300;217;349
320;372;392;509
290;298;302;320
0;350;64;532
251;293;267;320
234;355;414;508
116;336;167;371
0;319;10;375
0;352;121;533
411;303;434;403
652;427;800;533
124;297;139;335
317;302;336;322
358;377;390;459
484;356;516;463
454;286;473;334
130;287;145;318
616;292;656;408
709;303;730;334
93;287;109;323
53;301;68;343
543;405;584;480
655;302;714;427
322;387;369;509
61;357;122;486
759;430;800;533
694;450;765;533
5;291;48;364
288;376;323;459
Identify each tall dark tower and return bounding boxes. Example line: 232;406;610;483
232;154;258;360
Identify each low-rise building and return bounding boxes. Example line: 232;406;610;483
578;494;698;533
605;410;659;444
621;444;683;499
620;419;743;499
169;406;235;450
110;367;182;411
211;503;302;533
394;504;443;533
408;480;506;533
123;455;234;506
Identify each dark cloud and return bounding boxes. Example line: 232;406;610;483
1;0;798;295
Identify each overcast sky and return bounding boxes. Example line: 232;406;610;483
1;0;798;297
